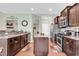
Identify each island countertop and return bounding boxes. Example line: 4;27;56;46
0;32;29;39
34;34;49;38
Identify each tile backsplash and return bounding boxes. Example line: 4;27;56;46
60;26;79;32
59;27;79;36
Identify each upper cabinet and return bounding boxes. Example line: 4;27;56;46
58;16;62;26
58;6;71;28
75;4;79;26
61;6;71;17
54;16;59;24
69;3;79;27
54;3;79;28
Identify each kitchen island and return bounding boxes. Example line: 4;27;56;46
34;35;49;56
0;32;30;56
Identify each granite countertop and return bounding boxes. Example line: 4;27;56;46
0;32;29;39
34;34;49;38
64;36;79;40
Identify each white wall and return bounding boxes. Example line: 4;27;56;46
0;12;56;41
32;14;40;35
39;15;53;38
0;12;6;30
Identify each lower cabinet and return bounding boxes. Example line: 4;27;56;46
14;36;21;53
64;37;79;56
7;38;15;56
7;34;30;56
20;35;25;48
25;34;28;45
7;36;21;56
25;33;30;45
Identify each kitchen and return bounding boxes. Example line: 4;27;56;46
0;3;79;56
52;3;79;56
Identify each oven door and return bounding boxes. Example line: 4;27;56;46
56;37;62;47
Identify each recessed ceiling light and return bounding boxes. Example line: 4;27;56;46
31;8;34;11
49;8;52;11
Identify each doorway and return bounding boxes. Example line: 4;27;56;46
42;23;49;37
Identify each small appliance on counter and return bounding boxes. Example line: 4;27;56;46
64;30;72;36
74;28;79;36
75;32;79;36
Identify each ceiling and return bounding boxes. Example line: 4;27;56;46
0;3;74;15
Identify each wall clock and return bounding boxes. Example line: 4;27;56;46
21;20;28;27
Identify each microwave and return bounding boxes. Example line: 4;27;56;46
58;17;68;28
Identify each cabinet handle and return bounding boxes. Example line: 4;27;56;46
66;42;69;44
73;24;75;26
15;41;18;43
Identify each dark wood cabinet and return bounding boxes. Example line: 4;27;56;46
64;37;76;56
58;6;71;28
54;16;59;24
7;38;15;56
54;3;79;27
58;16;63;22
61;6;71;26
20;34;30;48
20;35;25;48
14;36;21;53
69;5;76;27
64;37;79;56
69;3;79;27
75;4;79;26
7;36;21;56
25;34;28;45
69;7;74;26
61;6;71;17
58;16;64;28
7;33;30;56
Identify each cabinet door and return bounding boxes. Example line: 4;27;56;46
64;37;76;56
20;35;25;48
73;7;77;26
69;7;76;27
61;9;67;17
76;4;79;26
7;38;15;56
25;34;28;45
58;16;63;28
54;17;58;24
14;37;21;52
64;37;69;55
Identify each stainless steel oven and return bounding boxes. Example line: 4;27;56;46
56;34;64;51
